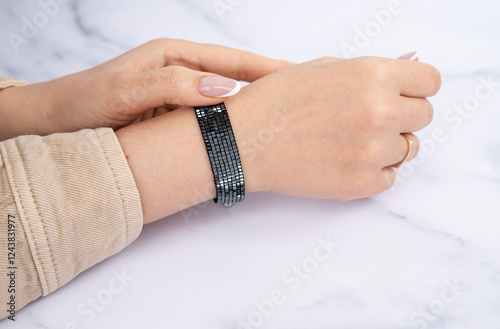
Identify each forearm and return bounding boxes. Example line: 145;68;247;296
0;79;217;223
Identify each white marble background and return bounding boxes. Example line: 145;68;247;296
1;0;500;328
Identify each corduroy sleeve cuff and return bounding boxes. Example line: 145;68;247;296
0;128;143;318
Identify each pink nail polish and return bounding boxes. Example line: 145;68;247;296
397;51;420;61
199;76;241;97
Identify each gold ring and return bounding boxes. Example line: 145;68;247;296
392;134;414;169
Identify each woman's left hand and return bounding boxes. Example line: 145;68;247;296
0;39;292;140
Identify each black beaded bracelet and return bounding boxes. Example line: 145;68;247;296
194;103;245;207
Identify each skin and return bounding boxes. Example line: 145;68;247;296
0;39;441;225
0;39;293;140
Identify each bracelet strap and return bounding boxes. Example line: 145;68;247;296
194;103;245;207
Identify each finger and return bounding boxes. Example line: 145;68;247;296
301;56;345;66
398;96;434;133
126;66;241;111
123;38;294;82
159;104;183;113
388;133;420;168
176;41;295;82
376;167;396;194
393;60;442;98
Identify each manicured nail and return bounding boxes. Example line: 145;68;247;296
199;76;241;97
397;51;420;61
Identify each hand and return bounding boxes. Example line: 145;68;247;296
116;55;441;223
225;55;441;201
0;39;292;140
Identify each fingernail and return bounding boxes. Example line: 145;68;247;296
397;51;420;61
199;76;241;97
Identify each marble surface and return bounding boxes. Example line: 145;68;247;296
1;0;500;328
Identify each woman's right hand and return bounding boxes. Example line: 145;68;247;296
226;56;441;201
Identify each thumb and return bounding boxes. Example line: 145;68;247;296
129;65;241;110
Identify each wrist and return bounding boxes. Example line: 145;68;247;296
224;93;269;193
116;106;216;224
115;101;264;224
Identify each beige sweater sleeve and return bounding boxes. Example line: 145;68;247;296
0;127;143;320
0;75;29;89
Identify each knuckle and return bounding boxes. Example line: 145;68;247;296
164;66;189;91
355;56;389;81
170;38;189;48
105;73;134;108
363;101;388;129
148;38;171;48
370;65;390;83
424;100;434;125
317;56;337;63
235;51;252;81
368;141;384;161
378;101;397;122
382;169;396;190
359;141;383;164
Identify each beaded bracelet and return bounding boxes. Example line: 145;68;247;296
194;103;245;207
